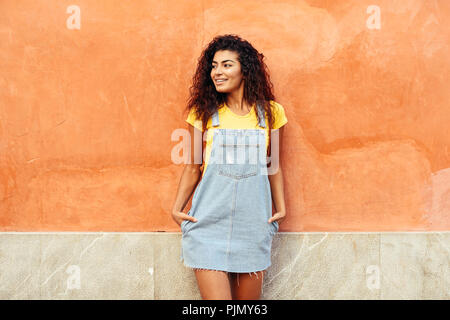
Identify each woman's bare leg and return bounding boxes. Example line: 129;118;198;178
229;270;264;300
194;269;232;300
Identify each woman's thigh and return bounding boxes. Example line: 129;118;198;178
229;271;265;300
194;269;232;300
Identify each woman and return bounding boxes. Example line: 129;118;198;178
171;34;288;300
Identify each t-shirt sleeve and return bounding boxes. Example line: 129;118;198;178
185;108;203;131
271;101;288;130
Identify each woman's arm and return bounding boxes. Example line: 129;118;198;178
267;126;287;224
171;124;203;226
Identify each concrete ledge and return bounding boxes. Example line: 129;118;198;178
0;232;448;299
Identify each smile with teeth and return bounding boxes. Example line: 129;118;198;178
216;79;227;83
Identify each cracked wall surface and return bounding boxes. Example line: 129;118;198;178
0;232;448;299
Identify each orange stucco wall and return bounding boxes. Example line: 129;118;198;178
0;0;449;231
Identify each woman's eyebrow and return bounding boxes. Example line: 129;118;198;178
212;59;235;64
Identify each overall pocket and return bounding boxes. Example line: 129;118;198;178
217;142;260;180
180;219;188;232
181;209;195;233
269;220;279;235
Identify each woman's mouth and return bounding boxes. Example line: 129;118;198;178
215;79;227;85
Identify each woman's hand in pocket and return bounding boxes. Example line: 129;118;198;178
171;209;197;227
268;211;286;224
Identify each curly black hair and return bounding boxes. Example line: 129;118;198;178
184;34;277;154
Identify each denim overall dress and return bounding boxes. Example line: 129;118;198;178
180;102;279;273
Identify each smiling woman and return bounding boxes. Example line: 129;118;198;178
212;57;238;88
171;34;288;300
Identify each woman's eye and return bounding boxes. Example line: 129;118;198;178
211;64;231;68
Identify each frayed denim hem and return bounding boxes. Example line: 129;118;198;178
182;262;267;287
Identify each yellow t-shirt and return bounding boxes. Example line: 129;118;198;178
186;100;288;177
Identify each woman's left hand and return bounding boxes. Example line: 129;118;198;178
268;211;286;224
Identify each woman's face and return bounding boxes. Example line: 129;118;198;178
210;50;244;93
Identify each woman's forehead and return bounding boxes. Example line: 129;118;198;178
213;50;239;60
